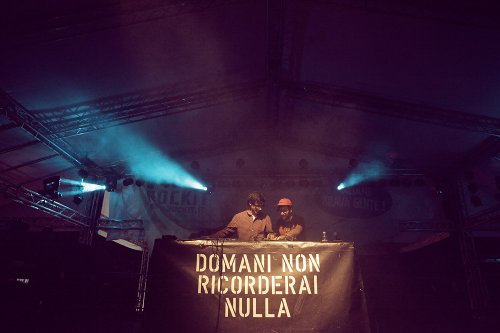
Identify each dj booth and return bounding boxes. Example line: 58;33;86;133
144;239;370;333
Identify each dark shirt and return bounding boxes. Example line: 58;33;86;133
211;210;273;241
276;214;305;241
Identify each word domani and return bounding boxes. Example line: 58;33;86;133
196;253;320;273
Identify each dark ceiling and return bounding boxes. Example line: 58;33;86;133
1;0;500;203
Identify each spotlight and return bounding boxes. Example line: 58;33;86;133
337;182;346;191
43;176;60;191
105;177;117;192
206;184;215;194
135;179;145;187
80;182;106;193
42;176;62;200
73;195;83;205
123;178;134;186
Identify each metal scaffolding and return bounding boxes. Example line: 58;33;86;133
282;80;500;134
136;248;150;312
29;80;267;139
0;177;89;228
453;177;490;313
1;90;91;169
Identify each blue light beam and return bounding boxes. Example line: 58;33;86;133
337;160;386;190
126;144;207;190
60;178;106;194
91;128;207;191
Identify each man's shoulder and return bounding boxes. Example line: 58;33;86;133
233;210;250;219
232;210;270;221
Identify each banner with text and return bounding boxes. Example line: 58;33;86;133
144;240;370;333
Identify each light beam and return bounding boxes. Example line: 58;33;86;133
337;160;386;190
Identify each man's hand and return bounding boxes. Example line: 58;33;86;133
266;233;277;240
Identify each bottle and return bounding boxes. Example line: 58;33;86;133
321;231;328;242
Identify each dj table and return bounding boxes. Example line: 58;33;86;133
144;239;370;333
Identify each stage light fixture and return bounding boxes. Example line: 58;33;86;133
80;181;106;192
42;176;62;200
105;177;117;192
123;178;134;186
73;195;83;205
135;179;145;187
205;184;215;194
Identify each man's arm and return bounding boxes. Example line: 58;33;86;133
209;226;236;239
277;215;305;240
265;216;274;234
280;224;303;240
208;215;238;239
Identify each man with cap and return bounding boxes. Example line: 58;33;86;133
208;191;274;241
274;198;305;241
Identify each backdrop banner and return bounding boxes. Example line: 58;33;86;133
107;175;444;252
144;239;370;333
